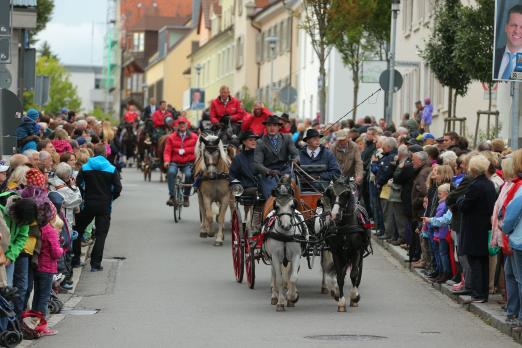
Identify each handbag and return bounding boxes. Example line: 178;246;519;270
379;184;391;200
488;230;500;256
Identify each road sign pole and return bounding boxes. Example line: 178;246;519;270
511;81;520;150
387;1;400;125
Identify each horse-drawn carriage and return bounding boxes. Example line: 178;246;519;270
229;165;373;312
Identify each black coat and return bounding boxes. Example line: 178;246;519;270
447;175;472;233
229;149;258;189
457;175;496;257
393;159;415;218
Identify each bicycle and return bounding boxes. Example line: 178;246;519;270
172;164;192;223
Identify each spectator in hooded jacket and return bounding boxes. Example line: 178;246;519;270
16;109;40;152
241;102;271;135
75;143;122;272
163;117;198;207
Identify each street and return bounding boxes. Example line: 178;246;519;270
32;169;518;348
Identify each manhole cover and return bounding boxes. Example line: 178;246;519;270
111;256;127;260
305;334;387;342
61;309;99;316
420;331;441;335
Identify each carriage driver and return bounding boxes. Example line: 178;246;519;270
253;115;299;199
163;117;199;207
298;128;341;190
229;131;260;191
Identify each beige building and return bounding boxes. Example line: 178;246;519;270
145;24;197;108
394;0;506;142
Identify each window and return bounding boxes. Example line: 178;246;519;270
132;32;144;52
155;79;163;101
416;0;425;25
278;21;284;54
237;0;243;16
94;78;103;89
285;18;292;52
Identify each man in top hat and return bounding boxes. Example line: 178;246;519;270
229;131;260;190
330;129;363;184
299;128;341;190
254;115;299;199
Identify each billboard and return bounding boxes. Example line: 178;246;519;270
493;0;522;81
190;88;205;110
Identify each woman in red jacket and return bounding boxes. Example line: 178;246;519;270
209;85;244;125
163;117;198;207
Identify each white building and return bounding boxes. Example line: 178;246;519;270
394;0;515;143
63;65;112;112
296;12;384;124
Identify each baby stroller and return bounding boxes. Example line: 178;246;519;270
0;290;23;347
48;274;64;315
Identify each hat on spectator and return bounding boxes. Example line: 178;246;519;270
26;109;40;121
335;129;348;141
303;128;323;142
262;115;283;125
436;137;444;143
422;133;435;141
175;116;190;128
280;113;290;122
239;131;260;142
409;144;424;153
25;168;46;188
0;160;9;173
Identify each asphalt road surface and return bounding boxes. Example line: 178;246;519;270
32;169;519;348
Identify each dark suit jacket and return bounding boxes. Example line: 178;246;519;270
254;134;299;175
494;46;506;80
142;105;157;121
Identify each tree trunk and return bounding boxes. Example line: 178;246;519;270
352;66;359;121
448;87;453;120
319;58;327;124
488;83;493;114
453;89;457;119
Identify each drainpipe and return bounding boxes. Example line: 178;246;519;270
283;0;294;113
250;20;262;92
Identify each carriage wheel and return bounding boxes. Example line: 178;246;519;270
244;229;255;289
231;209;244;283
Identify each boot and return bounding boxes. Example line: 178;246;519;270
183;196;190;207
166;197;175;206
436;273;451;284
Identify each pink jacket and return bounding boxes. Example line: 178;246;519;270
491;181;513;247
37;224;63;273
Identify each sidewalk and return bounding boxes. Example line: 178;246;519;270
372;232;522;345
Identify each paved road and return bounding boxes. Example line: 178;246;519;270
32;169;518;348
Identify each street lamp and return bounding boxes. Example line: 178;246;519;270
386;0;400;126
266;36;278;109
194;63;202;89
245;0;256;18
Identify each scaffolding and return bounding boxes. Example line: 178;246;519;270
102;0;119;115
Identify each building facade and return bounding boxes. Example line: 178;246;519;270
63;65;111;113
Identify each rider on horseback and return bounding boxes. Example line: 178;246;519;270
210;86;244;127
253;115;299;199
164;117;198;207
152;100;173;140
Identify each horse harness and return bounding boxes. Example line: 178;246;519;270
264;211;306;267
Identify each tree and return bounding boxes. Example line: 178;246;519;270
38;41;57;59
31;0;54;43
301;0;333;123
421;0;471;118
454;0;495;113
327;0;389;120
35;56;81;114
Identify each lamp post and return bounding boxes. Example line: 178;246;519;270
266;36;278;110
194;63;202;89
386;0;400;125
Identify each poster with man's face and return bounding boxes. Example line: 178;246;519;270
493;0;522;81
190;88;205;110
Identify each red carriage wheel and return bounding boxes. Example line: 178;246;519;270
244;228;255;289
231;209;244;283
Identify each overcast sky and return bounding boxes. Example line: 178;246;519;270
36;0;108;66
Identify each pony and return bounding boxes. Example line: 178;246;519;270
194;134;232;246
117;122;137;167
319;176;370;312
264;176;307;312
136;119;154;169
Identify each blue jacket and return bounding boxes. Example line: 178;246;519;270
299;145;341;182
229;149;258;188
16;117;40;151
502;187;522;251
371;149;398;188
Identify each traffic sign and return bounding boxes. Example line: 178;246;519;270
379;69;403;92
279;86;297;105
0;66;11;89
0;88;23;155
0;37;9;64
0;0;11;36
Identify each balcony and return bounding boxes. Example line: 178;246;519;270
90;89;112;104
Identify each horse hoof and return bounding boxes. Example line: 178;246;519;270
287;301;295;308
276;304;285;312
350;301;359;307
289;294;299;305
321;287;328;294
214;241;223;246
208;232;216;238
337;306;346;312
330;290;336;298
271;297;278;305
200;232;208;238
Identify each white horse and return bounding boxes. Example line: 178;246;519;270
194;134;232;246
264;182;307;312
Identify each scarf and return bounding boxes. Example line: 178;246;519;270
500;176;522;255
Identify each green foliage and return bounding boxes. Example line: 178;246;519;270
38;41;57;60
34;56;81;114
89;107;118;125
454;0;494;85
422;0;471;98
239;86;256;112
31;0;54;43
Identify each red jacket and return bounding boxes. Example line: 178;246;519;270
152;109;172;128
163;130;199;164
241;108;270;136
209;96;243;124
124;111;139;123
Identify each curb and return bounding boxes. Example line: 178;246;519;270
372;233;522;345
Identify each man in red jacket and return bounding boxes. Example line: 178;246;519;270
163;117;198;207
241;102;271;136
152;100;172;129
209;85;243;125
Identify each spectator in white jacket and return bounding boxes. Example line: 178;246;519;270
49;163;82;228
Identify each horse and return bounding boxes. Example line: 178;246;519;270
118;122;137;167
319;176;370;312
136;120;154;169
194;134;231;246
264;176;307;312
